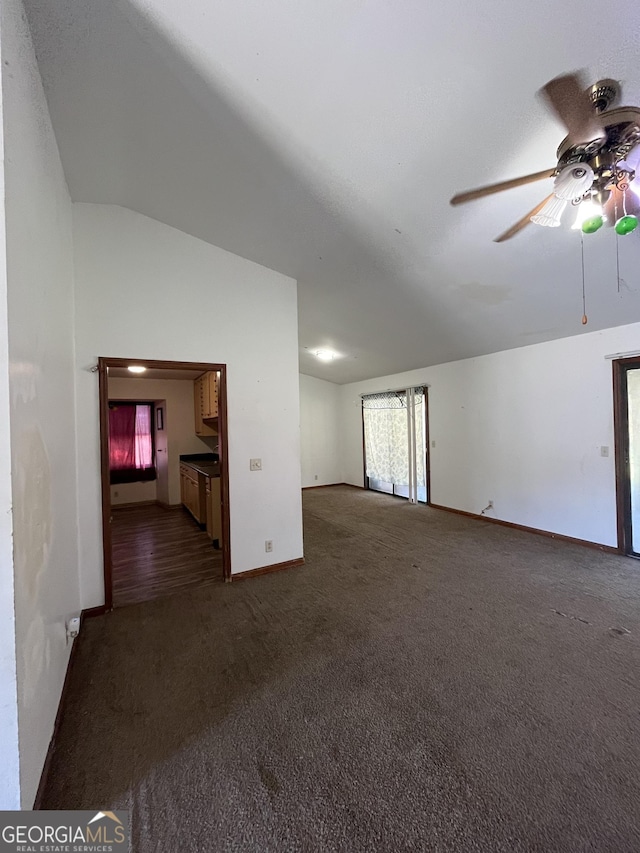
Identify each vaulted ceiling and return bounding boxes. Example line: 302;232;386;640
23;0;640;382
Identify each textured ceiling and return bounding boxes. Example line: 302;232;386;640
24;0;640;383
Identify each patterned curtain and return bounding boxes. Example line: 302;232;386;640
362;390;425;486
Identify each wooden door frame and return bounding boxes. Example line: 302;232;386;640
98;357;232;611
612;356;639;555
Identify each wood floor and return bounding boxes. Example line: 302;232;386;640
111;503;223;607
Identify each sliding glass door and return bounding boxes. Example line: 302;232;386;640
362;387;427;503
614;359;640;556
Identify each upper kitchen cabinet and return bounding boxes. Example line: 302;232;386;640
194;371;219;436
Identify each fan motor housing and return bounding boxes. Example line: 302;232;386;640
556;106;640;171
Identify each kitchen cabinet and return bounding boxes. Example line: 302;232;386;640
180;463;206;525
194;372;219;437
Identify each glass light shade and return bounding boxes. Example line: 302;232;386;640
553;164;594;200
572;198;604;230
615;214;638;235
531;195;567;227
582;215;603;233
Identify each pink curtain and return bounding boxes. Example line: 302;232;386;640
109;404;137;471
109;403;154;482
134;405;153;469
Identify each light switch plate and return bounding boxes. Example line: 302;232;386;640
250;458;262;471
600;446;609;458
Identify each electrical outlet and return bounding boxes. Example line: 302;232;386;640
250;458;262;471
431;440;436;448
66;616;80;641
488;500;494;508
265;540;273;553
315;474;318;480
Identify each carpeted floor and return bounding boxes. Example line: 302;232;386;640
43;486;640;851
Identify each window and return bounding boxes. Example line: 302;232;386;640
108;402;156;484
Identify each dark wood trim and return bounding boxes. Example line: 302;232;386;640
302;482;365;491
99;356;224;373
613;358;633;555
98;357;232;603
82;605;108;619
33;604;105;808
302;482;343;490
112;500;158;510
33;640;78;808
231;557;304;581
429;502;619;554
217;365;232;582
97;358;113;612
423;386;431;505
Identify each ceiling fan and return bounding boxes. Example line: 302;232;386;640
450;74;640;242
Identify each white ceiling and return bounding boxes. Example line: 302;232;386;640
24;0;640;383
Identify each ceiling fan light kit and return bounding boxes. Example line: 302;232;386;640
450;74;640;241
530;195;567;227
615;214;638;235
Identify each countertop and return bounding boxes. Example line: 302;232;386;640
180;454;220;478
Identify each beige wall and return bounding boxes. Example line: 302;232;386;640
108;377;216;506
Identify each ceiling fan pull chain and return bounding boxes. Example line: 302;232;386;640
581;232;588;325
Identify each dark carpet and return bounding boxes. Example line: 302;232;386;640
43;486;640;851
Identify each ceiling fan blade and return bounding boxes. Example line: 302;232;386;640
493;193;556;243
540;73;605;147
450;168;556;206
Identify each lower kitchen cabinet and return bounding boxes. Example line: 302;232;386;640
180;464;206;525
180;462;221;542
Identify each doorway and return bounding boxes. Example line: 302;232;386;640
362;386;429;504
614;357;640;556
98;357;231;609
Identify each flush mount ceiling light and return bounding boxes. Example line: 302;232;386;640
314;349;338;361
451;74;640;240
127;365;147;374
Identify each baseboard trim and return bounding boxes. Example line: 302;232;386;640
428;502;620;554
302;483;343;490
111;499;157;509
303;482;364;490
82;604;108;619
232;557;305;581
33;605;107;808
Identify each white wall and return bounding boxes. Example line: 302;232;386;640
340;323;640;548
74;203;303;604
299;373;342;487
0;2;20;809
108;377;214;506
2;0;80;807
